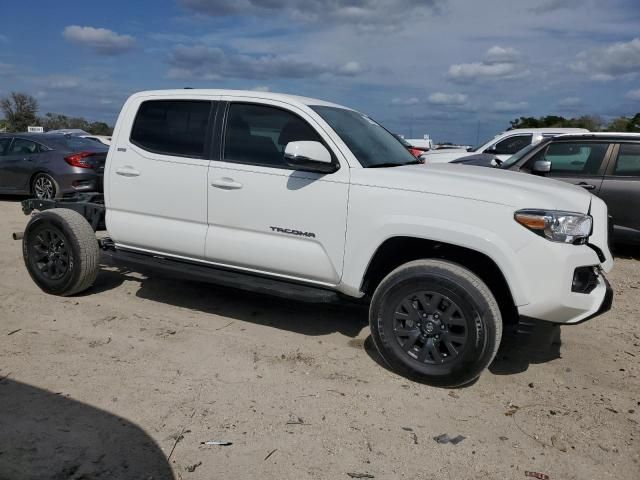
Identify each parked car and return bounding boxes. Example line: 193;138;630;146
16;89;612;387
81;135;112;146
393;134;424;158
0;133;108;199
451;133;640;244
420;128;589;164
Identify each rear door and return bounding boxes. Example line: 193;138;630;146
106;97;217;259
598;143;640;239
535;141;612;192
0;137;13;189
1;138;39;191
205;98;350;285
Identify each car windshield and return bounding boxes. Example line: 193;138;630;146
311;106;418;167
500;138;550;168
468;134;499;152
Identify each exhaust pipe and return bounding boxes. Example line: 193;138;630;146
12;232;24;240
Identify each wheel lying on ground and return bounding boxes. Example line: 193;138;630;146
369;259;502;387
31;173;59;200
22;208;99;296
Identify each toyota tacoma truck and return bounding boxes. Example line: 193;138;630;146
17;89;614;387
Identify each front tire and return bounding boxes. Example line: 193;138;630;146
22;209;99;296
369;259;502;387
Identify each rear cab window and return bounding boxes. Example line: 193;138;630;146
130;100;213;158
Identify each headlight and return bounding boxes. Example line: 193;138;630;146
515;209;592;244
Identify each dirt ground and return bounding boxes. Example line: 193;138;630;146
0;196;638;480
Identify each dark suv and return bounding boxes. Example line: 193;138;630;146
453;133;640;245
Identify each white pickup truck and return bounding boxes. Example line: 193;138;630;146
18;89;613;387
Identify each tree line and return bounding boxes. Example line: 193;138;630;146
510;114;640;132
0;92;113;135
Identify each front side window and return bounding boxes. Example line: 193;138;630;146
544;142;609;175
311;106;417;167
130;100;211;158
613;143;640;176
491;135;532;155
9;138;38;155
223;103;322;168
0;138;10;156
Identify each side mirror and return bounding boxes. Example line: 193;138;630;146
532;160;551;174
284;141;337;174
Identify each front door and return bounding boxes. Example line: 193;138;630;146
205;99;350;286
541;141;611;193
598;143;640;239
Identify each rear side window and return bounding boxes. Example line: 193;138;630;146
545;142;609;175
130;100;211;158
491;134;532;155
613;143;640;176
9;138;38;154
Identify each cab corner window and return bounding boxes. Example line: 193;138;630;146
130;100;211;158
545;142;608;175
613;143;640;176
223;103;321;168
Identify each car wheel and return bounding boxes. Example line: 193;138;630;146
32;173;59;200
22;208;99;296
369;259;502;387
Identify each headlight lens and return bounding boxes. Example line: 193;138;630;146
515;209;592;244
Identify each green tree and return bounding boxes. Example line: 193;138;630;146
0;92;39;132
87;121;112;135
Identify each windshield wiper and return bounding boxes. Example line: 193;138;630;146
368;160;422;168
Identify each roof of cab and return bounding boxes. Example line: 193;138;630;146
129;89;348;110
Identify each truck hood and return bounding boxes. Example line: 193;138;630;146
350;163;592;213
420;150;474;163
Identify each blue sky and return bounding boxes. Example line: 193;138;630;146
1;0;640;144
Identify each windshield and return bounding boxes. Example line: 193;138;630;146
500;138;550;168
468;134;499;152
311;106;417;167
48;135;109;152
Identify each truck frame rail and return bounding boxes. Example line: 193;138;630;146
21;193;106;231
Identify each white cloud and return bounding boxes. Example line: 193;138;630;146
572;37;640;80
391;97;421;105
557;96;582;107
0;62;13;75
529;0;580;14
63;26;136;55
167;44;366;80
627;89;640;101
448;46;528;83
492;101;529;113
252;85;271;92
427;92;468;105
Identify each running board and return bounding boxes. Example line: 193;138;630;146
101;248;341;304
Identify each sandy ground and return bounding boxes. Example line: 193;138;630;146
0;196;638;480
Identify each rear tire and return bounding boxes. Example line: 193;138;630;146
369;259;502;387
31;173;59;200
22;209;99;296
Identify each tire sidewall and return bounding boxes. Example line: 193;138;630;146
371;264;499;386
32;174;58;200
23;213;81;295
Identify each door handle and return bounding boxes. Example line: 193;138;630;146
210;178;243;190
115;167;140;177
577;182;595;190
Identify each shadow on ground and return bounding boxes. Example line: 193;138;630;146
88;260;369;338
0;377;174;480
